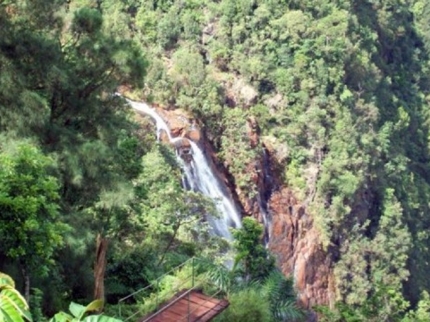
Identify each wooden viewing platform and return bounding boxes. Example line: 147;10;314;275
140;289;229;322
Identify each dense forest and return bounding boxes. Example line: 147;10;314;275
1;0;430;321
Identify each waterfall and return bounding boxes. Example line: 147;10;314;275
127;100;173;141
181;141;242;238
126;99;242;240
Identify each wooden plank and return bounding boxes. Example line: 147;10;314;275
149;309;182;322
140;290;190;322
190;292;222;305
139;289;229;322
211;300;229;310
141;310;180;321
186;297;218;309
168;299;210;319
182;302;218;320
196;300;230;322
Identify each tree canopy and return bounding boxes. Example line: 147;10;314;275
2;0;430;321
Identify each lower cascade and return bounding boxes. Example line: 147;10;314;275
127;99;242;240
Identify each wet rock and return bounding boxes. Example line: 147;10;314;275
173;137;191;150
155;108;202;143
187;128;201;142
173;138;193;162
159;129;170;143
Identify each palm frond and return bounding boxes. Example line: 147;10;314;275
205;264;232;293
273;299;306;321
261;270;305;321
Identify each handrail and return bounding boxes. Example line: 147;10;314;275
118;257;194;304
141;286;199;322
178;288;224;322
118;257;199;320
118;257;227;321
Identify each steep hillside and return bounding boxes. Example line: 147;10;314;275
98;0;430;318
2;0;430;320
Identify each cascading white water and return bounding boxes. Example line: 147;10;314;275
126;98;242;240
128;100;172;141
182;141;242;238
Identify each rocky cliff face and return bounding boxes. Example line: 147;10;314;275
240;121;337;309
268;188;336;308
138;105;335;313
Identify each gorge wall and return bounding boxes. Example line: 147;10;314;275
141;104;337;310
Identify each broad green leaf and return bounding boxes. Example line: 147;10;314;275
49;311;74;322
0;273;14;289
0;306;18;322
69;302;86;319
49;312;74;322
83;300;104;315
0;289;32;321
82;315;122;322
0;296;25;322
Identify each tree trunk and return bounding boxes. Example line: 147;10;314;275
94;234;108;301
21;265;30;303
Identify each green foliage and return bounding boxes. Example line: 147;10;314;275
0;272;32;322
403;291;430;322
29;288;46;322
219;108;258;197
0;140;66;275
3;0;430;320
135;145;217;253
213;288;272;322
72;8;103;34
209;268;304;322
208;219;303;321
262;271;303;321
49;300;121;322
136;262;210;316
0;0;149;316
232;217;275;281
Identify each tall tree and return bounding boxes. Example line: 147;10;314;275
0;140;66;301
1;1;147;306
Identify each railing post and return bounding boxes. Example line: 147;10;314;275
188;290;191;322
156;278;159;311
192;257;195;288
188;257;194;322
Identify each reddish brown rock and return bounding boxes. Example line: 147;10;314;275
268;188;336;309
173;138;191;150
246;116;259;148
159;130;170;143
187;128;201;142
154;108;202;143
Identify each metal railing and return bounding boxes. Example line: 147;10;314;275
117;257;224;321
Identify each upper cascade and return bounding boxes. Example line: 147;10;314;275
127;100;172;142
126;98;242;240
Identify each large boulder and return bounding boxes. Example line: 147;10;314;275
156;108;202;143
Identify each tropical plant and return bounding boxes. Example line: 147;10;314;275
0;272;32;322
262;271;304;321
0;141;67;300
49;300;121;322
232;217;275;282
209;267;305;322
213;288;272;322
207;220;305;321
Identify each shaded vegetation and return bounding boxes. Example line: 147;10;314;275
2;0;430;321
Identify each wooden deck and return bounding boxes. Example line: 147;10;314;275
140;289;229;322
